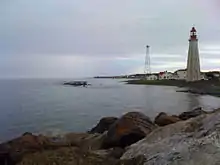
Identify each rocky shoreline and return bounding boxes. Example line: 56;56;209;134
1;107;220;165
126;79;220;97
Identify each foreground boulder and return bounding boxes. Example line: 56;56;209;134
179;107;207;120
89;117;118;134
0;150;15;165
102;112;156;148
18;147;116;165
64;132;106;150
91;147;125;159
154;112;181;126
18;146;145;165
121;110;220;165
0;132;70;164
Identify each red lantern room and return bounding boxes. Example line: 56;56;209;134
189;27;197;41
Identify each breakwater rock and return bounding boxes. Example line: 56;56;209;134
121;108;220;165
102;112;156;148
1;108;220;165
154;112;181;126
88;117;118;134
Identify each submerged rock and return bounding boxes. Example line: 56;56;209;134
121;111;220;165
154;112;181;126
179;107;207;120
103;112;156;148
89;117;118;134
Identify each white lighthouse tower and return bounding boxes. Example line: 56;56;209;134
186;27;201;82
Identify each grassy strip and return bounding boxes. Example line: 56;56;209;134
126;79;220;97
126;79;220;87
126;79;186;86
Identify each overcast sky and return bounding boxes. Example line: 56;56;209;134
0;0;220;78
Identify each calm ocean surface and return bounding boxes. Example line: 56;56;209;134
0;78;220;142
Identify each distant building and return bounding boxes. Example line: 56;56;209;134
147;74;158;80
128;74;146;79
127;75;137;78
200;73;207;80
205;71;220;80
174;69;187;80
159;71;174;80
211;71;220;78
186;27;201;81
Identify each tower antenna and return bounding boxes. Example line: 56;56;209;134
144;45;151;77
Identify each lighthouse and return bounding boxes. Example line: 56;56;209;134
186;27;201;82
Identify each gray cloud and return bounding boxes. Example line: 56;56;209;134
0;0;219;77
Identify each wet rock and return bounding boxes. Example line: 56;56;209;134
171;115;179;118
89;117;118;134
1;133;49;153
18;147;115;165
154;112;181;126
121;110;220;165
0;132;70;164
103;112;156;148
0;132;113;164
109;147;125;159
0;149;16;165
18;146;145;165
121;155;146;165
179;107;207;120
91;147;125;159
64;132;106;150
209;107;220;114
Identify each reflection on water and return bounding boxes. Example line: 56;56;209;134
186;93;201;110
0;78;219;141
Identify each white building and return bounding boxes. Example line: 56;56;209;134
200;73;207;80
186;27;201;82
205;71;220;80
174;69;187;80
159;71;174;80
147;74;158;80
212;72;220;78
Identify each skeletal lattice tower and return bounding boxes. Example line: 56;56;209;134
144;45;151;75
